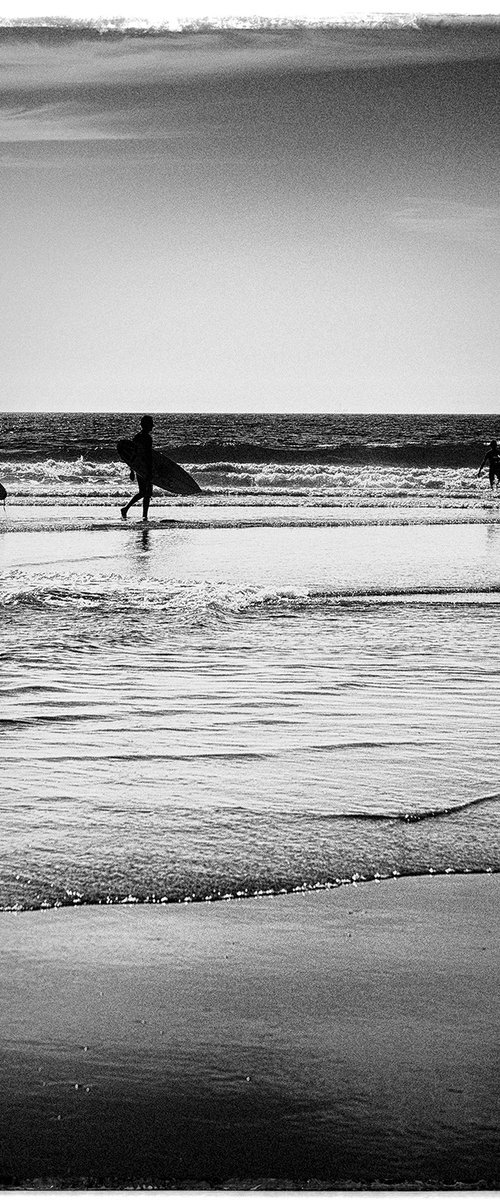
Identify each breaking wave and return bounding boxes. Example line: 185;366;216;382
3;578;500;617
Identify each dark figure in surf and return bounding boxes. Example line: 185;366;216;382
121;415;154;522
478;440;500;492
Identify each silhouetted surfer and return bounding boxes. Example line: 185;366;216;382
478;440;500;492
121;415;154;522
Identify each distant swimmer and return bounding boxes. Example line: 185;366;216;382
120;414;154;522
477;440;500;492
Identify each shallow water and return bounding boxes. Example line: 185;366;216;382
1;484;499;909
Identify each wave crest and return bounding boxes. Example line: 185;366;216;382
3;577;500;618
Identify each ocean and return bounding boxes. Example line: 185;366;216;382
1;411;499;912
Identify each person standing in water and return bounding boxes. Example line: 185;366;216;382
478;440;500;493
121;414;154;521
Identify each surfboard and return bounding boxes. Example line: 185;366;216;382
117;439;202;496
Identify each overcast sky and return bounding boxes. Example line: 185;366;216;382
0;15;499;413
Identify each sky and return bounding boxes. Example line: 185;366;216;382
0;12;499;413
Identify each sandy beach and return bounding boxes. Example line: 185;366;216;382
0;874;498;1189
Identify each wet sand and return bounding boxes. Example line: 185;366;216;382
0;875;498;1189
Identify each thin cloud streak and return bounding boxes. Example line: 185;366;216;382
388;201;498;253
388;201;500;252
0;98;200;142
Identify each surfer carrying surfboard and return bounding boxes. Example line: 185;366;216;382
117;420;200;509
121;415;154;522
478;440;500;492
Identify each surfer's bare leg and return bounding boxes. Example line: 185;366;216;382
121;492;142;518
142;488;152;521
121;476;152;520
138;477;152;522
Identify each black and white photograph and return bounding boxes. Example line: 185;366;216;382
0;0;499;1189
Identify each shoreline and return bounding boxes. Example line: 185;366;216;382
0;866;496;914
1;875;498;1189
3;504;500;534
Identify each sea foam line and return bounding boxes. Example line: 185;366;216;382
2;866;496;914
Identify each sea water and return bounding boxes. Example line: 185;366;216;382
1;412;499;911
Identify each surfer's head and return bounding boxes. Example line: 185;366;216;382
491;439;498;451
141;414;153;432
